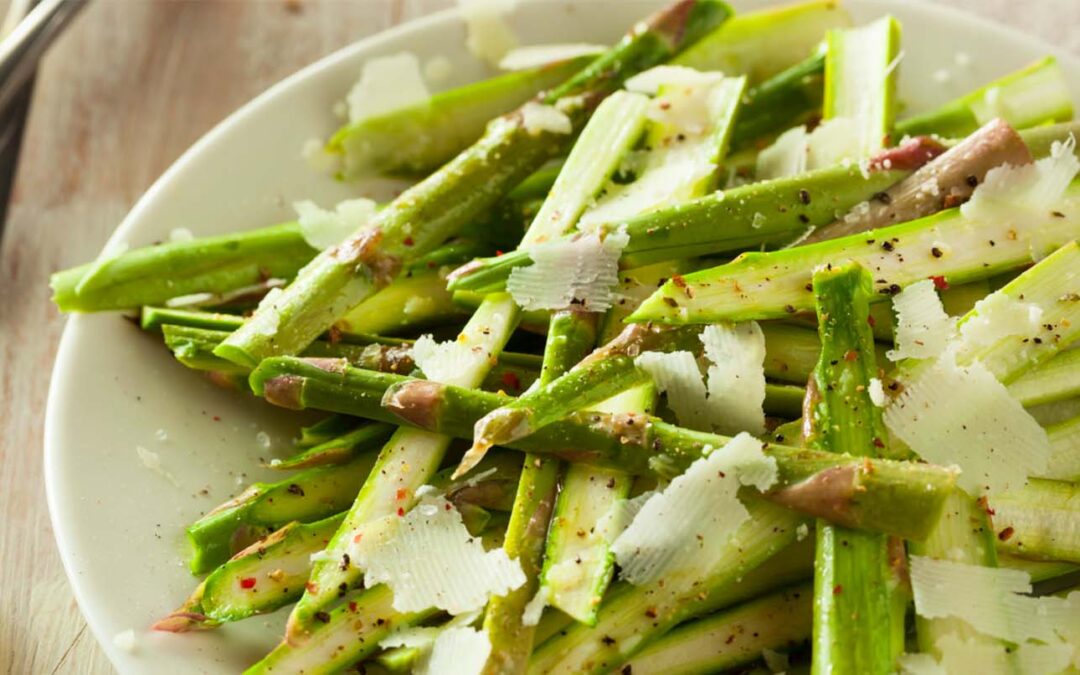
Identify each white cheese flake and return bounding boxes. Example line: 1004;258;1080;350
416;626;492;675
806;117;864;169
412;334;492;388
423;55;454;83
886;280;956;362
519;101;572;135
498;43;604;70
293;198;377;251
957;292;1045;352
868;377;887;407
718;432;778;491
347;52;431;123
245;287;284;337
458;0;518;66
355;497;525;615
623;65;725;95
507;231;628;311
701;322;767;436
521;587;548;626
168;227;194;243
897;652;946;675
884;350;1049;494
755;126;809;180
633;351;711;431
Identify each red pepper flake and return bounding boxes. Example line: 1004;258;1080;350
872;437;885;448
403;236;414;247
444;502;452;510
240;577;257;589
867;315;877;327
502;371;522;391
397;507;405;517
671;275;687;289
833;584;843;595
495;249;504;257
930;275;949;290
212;415;221;422
348;601;358;612
998;527;1015;541
395;488;408;501
843;350;858;362
353;533;363;544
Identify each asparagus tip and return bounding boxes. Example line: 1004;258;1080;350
151;611;218;633
263;375;306;410
765;465;860;528
304;357;351;374
381;380;443;429
452;441;493;480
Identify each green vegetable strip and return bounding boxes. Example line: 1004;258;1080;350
730;48;825;150
821;16;900;161
186;453;379;575
541;384;655;625
329;57;592;178
297;415;360;450
335;268;467;335
895;57;1074;139
482;310;597;674
989;478;1080;564
630;182;1080;324
448;163;908;291
248;358;957;541
287;294;520;638
674;0;850;82
1045;415;1080;482
1007;348;1080;408
520;91;649;247
528;502;808;673
215;0;733;367
156;513;346;631
270;422;395;471
619;581;813;675
805;263;903;674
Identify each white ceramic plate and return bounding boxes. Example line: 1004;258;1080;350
45;1;1080;672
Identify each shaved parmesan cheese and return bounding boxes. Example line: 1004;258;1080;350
498;43;605;70
168;227;194;243
520;101;572;135
719;433;778;491
961;134;1079;225
868;377;887;407
521;587;548;626
458;0;518;67
806;117;864;169
886;280;955;361
611;433;765;585
756;126;809;180
507;231;627;311
957;292;1044;351
412;335;492;388
897;652;945;675
597;490;657;545
301;137;342;175
938;634;1073;675
347;52;431;123
423;55;454;83
624;65;725;95
416;627;491;675
884;351;1049;493
355;498;525;615
294;198;377;251
701;323;767;436
909;556;1075;645
380;626;440;650
634;351;711;430
245;287;284;337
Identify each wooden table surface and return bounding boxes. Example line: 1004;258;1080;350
0;1;1077;673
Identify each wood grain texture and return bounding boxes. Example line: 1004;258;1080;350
0;0;1075;673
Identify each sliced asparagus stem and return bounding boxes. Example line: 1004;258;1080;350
335;267;467;335
482;310;597;674
528;502;808;673
156;513;346;631
599;260;691;343
248;358;957;540
802;118;1031;242
895;56;1074;138
286;293;520;638
297;415;361;450
619;581;813;675
990;478;1080;564
270;422;395;471
141;306;244;332
730;48;825;150
329;57;592;178
764;382;806;419
216;0;734;367
1007;348;1080;408
674;0;850;82
1045;415;1080;482
186;453;379;575
804;263;904;674
540;383;655;625
630;183;1080;324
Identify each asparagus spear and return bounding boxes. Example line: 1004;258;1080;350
804;263;904;674
630;182;1080;323
619;581;813;675
990;477;1080;564
296;414;361;450
895;56;1074;138
215;0;734;367
1007;348;1080;408
248;358;957;540
729;48;825;150
1045;415;1080;482
269;422;394;471
329;57;592;178
481;310;597;673
673;0;850;82
335;266;467;335
186;453;379;574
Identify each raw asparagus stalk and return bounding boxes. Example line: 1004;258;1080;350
215;0;734;367
1007;348;1080;408
287;293;519;638
630;183;1080;324
481;310;597;673
186;453;379;574
990;477;1080;564
296;414;361;449
335;267;467;335
599;260;691;343
448;162;909;291
618;581;813;675
1045;415;1080;482
895;56;1074;138
270;422;395;471
729;48;825;150
248;358;958;540
328;57;592;178
540;384;655;625
156;513;346;631
528;502;808;673
804;263;904;674
764;382;806;419
674;0;850;82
